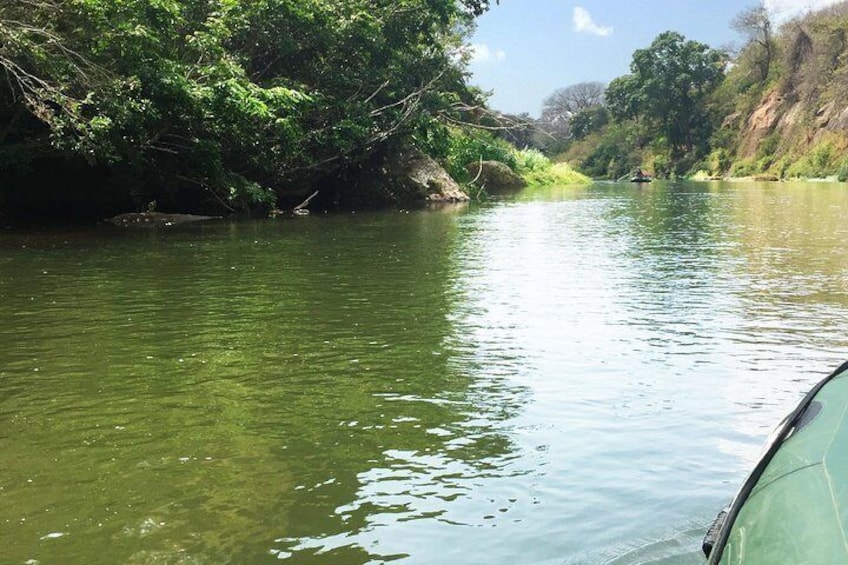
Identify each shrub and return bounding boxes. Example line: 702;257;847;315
510;149;590;185
837;158;848;182
521;162;590;186
731;159;756;177
652;154;671;178
444;129;517;181
513;148;550;174
756;132;781;160
707;148;732;176
785;139;841;178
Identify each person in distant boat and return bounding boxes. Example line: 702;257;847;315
633;168;645;179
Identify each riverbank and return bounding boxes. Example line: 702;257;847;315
0;146;591;228
690;170;847;183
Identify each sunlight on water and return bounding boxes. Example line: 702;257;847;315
2;181;848;564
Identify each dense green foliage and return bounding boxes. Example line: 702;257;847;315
549;31;726;179
512;149;588;185
606;32;725;170
0;0;493;215
569;106;609;141
438;127;517;181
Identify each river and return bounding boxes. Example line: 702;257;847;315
2;180;848;564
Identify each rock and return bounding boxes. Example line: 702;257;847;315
105;212;221;227
464;161;526;193
320;144;469;209
385;146;469;205
738;91;785;158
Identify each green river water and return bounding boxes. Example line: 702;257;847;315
2;181;848;564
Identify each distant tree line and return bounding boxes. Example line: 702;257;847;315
534;1;848;180
525;32;726;178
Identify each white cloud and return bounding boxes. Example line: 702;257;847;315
764;0;843;22
573;6;613;37
469;43;507;64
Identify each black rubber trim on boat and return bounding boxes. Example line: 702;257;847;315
706;359;848;564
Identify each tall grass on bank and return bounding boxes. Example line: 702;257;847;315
432;127;590;188
513;149;590;185
440;129;517;181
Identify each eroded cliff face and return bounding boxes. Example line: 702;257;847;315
736;91;785;159
732;7;848;169
811;101;848;138
734;88;848;165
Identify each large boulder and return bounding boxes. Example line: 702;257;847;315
465;160;526;193
383;145;469;205
315;144;469;209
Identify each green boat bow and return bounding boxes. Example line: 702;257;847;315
705;360;848;564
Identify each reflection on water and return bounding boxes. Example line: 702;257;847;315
0;213;528;564
2;181;848;564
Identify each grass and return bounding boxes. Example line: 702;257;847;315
513;149;591;186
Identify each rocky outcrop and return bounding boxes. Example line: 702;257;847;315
735;88;848;165
465;160;527;193
316;144;469;210
737;91;785;158
384;146;469;204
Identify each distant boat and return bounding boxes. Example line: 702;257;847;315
703;360;848;564
630;170;652;183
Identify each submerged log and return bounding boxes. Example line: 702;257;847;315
105;212;222;227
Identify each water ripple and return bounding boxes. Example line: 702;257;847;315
3;184;848;564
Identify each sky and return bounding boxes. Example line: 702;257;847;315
467;0;846;117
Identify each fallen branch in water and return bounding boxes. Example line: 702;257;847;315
470;156;484;184
293;190;319;213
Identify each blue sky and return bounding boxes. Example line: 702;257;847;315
468;0;844;116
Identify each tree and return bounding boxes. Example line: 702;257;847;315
571;121;643;179
541;82;605;128
538;81;605;153
1;0;495;214
606;31;726;161
569;106;610;140
495;112;538;149
0;0;103;146
460;0;500;17
731;4;775;84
